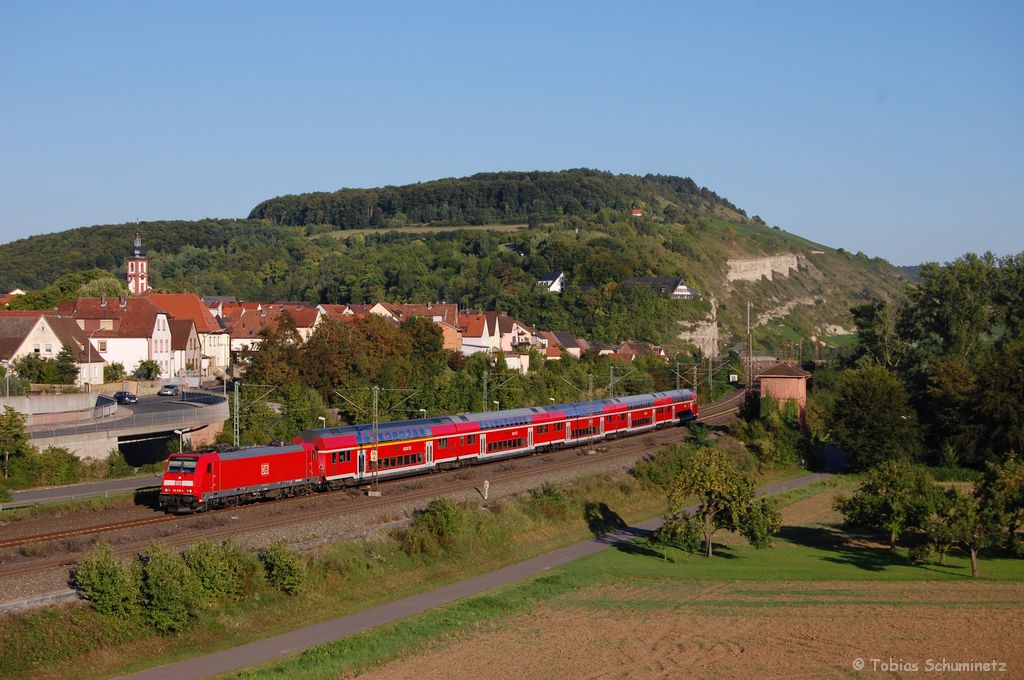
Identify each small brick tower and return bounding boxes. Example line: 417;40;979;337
126;229;150;295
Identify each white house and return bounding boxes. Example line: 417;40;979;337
536;271;567;293
58;297;173;379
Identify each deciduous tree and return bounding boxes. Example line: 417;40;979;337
834;460;935;548
663;447;781;558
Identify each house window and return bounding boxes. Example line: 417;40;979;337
98;340;107;352
129;262;134;273
33;344;40;354
44;344;52;354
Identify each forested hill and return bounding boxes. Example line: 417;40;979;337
0;169;909;354
248;170;750;228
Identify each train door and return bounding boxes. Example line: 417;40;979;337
564;421;571;444
599;416;605;436
209;459;219;494
358;449;365;477
425;441;433;465
528;427;534;449
479;434;486;457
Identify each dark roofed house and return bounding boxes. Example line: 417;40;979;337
625;276;700;300
536;271;567;294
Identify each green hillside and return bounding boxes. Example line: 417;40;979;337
0;170;908;354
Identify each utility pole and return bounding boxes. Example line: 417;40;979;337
707;354;713;397
371;385;380;492
609;365;615;397
588;373;595;433
482;370;488;412
746;301;753;397
233;381;240;447
675;362;680;390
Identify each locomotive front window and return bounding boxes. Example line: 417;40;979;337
167;459;183;473
181;459;198;474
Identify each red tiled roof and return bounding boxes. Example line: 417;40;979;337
0;309;48;317
44;316;106;363
168;319;196;351
148;293;222;334
0;317;41;361
759;362;811;379
61;297;162;338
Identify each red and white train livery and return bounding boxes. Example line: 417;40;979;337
159;389;697;513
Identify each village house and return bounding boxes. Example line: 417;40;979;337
536;271;567;293
625;276;701;300
168;319;202;380
0;314;107;387
148;293;231;378
57;296;173;379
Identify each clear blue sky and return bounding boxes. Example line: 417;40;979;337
1;1;1021;264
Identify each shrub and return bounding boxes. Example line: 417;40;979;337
633;443;698;489
72;543;140;616
181;540;241;602
140;543;198;632
526;483;569;520
653;514;703;554
413;498;466;549
34;447;81;486
105;449;134;478
260;541;304;594
0;486;10;503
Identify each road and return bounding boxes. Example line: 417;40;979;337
6;474;162;507
119;472;832;680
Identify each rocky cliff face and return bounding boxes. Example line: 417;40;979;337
726;255;799;282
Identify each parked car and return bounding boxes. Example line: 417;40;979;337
113;391;138;405
157;384;179;396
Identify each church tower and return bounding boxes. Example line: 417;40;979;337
126;229;150;295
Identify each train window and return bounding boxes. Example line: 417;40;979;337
466;434;476;444
331;452;337;464
438;438;447;448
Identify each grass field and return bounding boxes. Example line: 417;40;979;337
233;482;1024;680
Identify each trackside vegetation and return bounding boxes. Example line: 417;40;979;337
0;437;798;679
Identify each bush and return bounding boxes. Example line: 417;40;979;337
413;498;466;549
633;443;698;489
181;540;242;602
72;543;140;616
140;543;198;632
526;483;569;520
653;514;703;554
105;449;134;478
260;541;304;594
0;486;10;503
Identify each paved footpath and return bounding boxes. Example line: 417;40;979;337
119;472;831;680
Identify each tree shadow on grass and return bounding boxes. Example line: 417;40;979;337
778;525;909;572
614;539;669;560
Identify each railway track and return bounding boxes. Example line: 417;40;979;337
0;390;747;573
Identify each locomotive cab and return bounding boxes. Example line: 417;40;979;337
159;454;206;513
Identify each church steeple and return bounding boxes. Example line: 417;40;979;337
126;229;150;295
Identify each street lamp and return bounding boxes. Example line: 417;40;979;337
316;416;326;429
548;397;555;404
418;408;427;419
492;400;500;411
173;429;185;454
2;360;10;397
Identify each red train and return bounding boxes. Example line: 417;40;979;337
159;389;698;513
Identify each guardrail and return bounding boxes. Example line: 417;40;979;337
26;398;228;439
